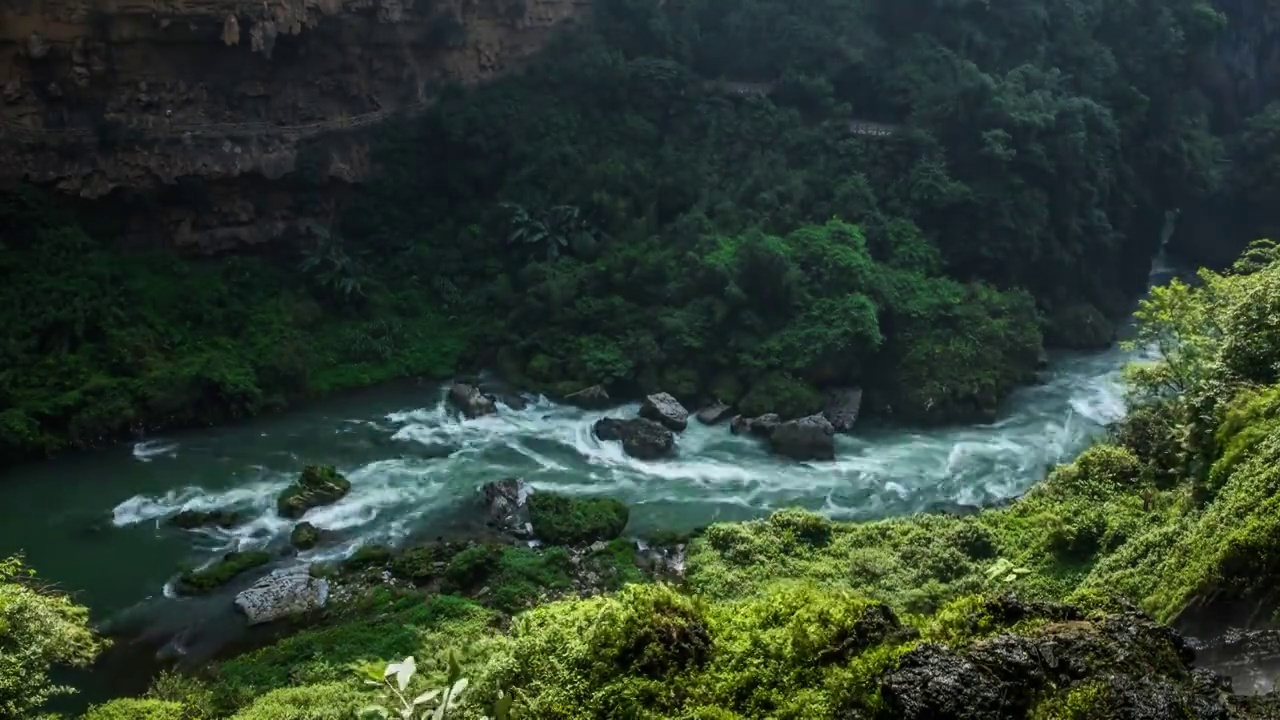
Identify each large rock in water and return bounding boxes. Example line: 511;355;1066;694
696;402;735;426
234;567;329;626
481;477;534;537
277;465;351;519
768;414;835;461
640;392;689;431
449;381;497;418
822;387;863;432
594;417;675;460
730;413;780;438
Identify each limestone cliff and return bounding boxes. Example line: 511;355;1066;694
0;0;589;250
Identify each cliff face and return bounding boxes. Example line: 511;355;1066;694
0;0;589;251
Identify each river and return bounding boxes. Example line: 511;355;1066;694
0;343;1137;620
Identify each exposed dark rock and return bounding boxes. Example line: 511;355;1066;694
878;599;1250;720
480;477;534;537
729;413;780;437
564;384;613;409
1189;627;1280;695
639;392;690;432
695;402;735;425
768;414;835;461
169;509;243;529
822;387;863;432
276;465;351;519
290;521;321;550
448;381;497;418
593;417;676;460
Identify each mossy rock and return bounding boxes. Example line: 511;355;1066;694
290;521;321;550
277;465;351;519
175;551;271;595
389;544;454;582
529;492;630;545
442;544;576;612
168;508;243;529
1044;302;1116;350
342;544;392;570
738;373;823;420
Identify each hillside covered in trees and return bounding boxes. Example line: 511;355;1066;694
0;0;1238;460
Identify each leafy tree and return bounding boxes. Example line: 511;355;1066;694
0;556;103;716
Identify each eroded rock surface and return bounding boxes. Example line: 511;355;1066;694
234;566;329;625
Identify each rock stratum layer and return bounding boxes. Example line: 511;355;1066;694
0;0;589;250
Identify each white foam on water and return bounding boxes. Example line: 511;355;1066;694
133;440;178;462
111;338;1144;591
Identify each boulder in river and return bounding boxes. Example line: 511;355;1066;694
175;551;271;595
234;566;330;625
290;521;321;550
564;384;612;409
481;477;534;536
168;508;243;530
730;413;780;438
277;464;351;519
640;392;690;432
695;401;735;426
594;417;675;460
449;381;497;418
769;414;836;461
528;492;629;545
822;387;863;432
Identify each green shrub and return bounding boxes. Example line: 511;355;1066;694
738;373;823;419
81;698;186;720
228;682;362;720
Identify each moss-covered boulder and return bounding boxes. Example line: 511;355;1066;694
529;492;630;545
276;465;351;519
290;521;321;550
175;551;271;595
168;508;243;529
341;544;392;571
738;373;824;420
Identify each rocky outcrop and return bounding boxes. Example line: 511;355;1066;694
168;508;242;529
0;0;592;250
234;566;330;625
768;414;835;461
639;392;689;432
593;417;675;460
822;387;862;432
449;381;497;419
695;401;734;425
290;521;321;550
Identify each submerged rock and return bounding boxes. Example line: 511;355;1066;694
564;384;612;409
276;465;351;519
695;402;734;425
769;414;836;461
169;508;243;529
290;521;321;550
593;417;675;460
639;392;690;432
822;387;863;432
234;566;329;625
449;381;497;418
481;477;534;536
729;413;780;437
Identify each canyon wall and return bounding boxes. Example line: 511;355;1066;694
0;0;589;250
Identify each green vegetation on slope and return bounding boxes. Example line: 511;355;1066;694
0;188;471;462
65;241;1280;720
1;0;1229;459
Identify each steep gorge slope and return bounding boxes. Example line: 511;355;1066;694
0;0;588;250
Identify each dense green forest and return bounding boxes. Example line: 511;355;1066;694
9;241;1280;718
0;0;1234;461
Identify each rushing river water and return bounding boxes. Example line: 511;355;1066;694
0;344;1137;620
